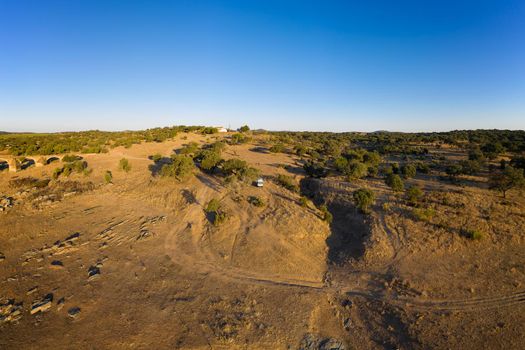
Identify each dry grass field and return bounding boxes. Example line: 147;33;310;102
1;131;524;349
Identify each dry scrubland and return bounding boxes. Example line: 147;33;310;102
1;129;525;349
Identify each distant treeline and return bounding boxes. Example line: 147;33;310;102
268;129;525;155
0;126;218;156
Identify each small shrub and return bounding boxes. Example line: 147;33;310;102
401;164;417;178
319;204;333;224
276;174;298;192
269;143;286;153
299;196;309;207
463;229;483;240
406;186;423;206
230;133;249;145
62;154;82;162
412;207;435;222
205;198;226;225
53;167;62;180
248;196;265;207
151;153;162;162
353;188;375;214
239;125;250;133
104;170;113;184
119;158;131;172
385;174;404;192
179;142;200;155
205;198;221;213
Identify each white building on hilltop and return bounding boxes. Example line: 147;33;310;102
215;126;228;133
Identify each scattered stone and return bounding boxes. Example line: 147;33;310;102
341;299;353;309
88;266;100;280
26;286;38;295
299;333;346;350
50;260;64;269
30;293;53;315
57;297;65;311
67;307;81;318
1;299;23;323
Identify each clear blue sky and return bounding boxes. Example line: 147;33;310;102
1;0;524;132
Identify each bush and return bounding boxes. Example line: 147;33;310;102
119;158;131;172
248;196;265;207
53;167;62;180
406;186;423;206
416;162;430;174
385;174;404;192
239;125;250;133
151;153;162;162
462;228;483;240
179;142;200;156
276;174;298;192
353;188;375;213
205;198;226;226
52;160;88;179
401;164;417;178
230;133;249;145
269;143;286;153
348;161;369;180
104;170;113;184
299;196;309;207
412;207;435;222
303;161;328;178
160;155;195;181
319;204;333;224
205;198;221;213
62;154;82;162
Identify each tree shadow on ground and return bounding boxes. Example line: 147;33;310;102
300;177;369;265
195;173;222;192
249;146;269;154
148;157;172;176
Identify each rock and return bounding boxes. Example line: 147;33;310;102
26;286;38;295
67;307;81;318
50;260;64;269
299;334;346;350
0;299;23;323
320;338;346;350
88;266;100;279
30;294;53;315
57;297;65;311
0;253;5;262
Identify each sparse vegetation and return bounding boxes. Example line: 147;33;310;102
462;228;483;240
247;196;265;207
119;158;131;172
406;186;423;206
319;204;333;224
412;207;435;222
104;170;113;184
276;174;298;192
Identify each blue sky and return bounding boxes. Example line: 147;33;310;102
0;0;524;132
